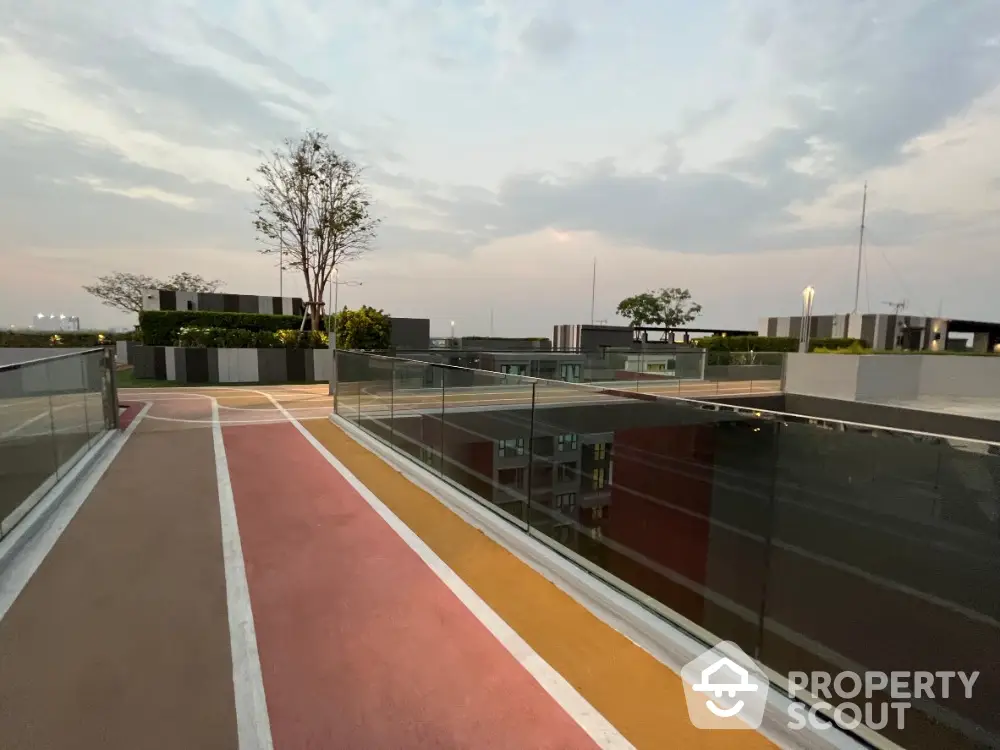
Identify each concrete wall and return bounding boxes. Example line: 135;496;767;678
785;353;1000;403
783;353;861;400
855;354;920;402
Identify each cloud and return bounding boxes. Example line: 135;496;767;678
519;15;578;62
2;0;1000;333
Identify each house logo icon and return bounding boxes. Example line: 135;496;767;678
681;642;770;730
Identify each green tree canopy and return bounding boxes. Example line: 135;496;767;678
333;305;391;350
615;288;702;328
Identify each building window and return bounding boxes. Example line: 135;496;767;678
555;492;576;512
556;461;577;482
501;364;527;376
593;443;607;461
557;433;578;451
592;467;606;490
498;438;525;457
498;467;525;488
646;362;666;372
592;506;605;521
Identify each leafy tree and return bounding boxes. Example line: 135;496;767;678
333;305;391;350
655;287;702;328
251;131;380;331
616;288;702;329
615;292;661;328
84;272;224;315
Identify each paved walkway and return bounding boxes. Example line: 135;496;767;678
0;385;776;750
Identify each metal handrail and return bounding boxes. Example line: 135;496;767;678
0;347;106;373
339;349;1000;449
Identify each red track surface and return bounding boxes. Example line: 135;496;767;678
224;422;598;749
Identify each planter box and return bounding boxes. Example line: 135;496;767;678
130;345;329;385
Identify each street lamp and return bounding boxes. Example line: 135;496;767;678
799;286;815;353
451;320;456;340
329;268;362;402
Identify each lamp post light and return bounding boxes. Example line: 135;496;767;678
329;268;362;403
799;286;816;353
450;320;456;341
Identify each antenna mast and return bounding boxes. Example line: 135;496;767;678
590;258;597;325
853;182;867;314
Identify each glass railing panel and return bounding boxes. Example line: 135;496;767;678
441;367;532;526
333;350;367;424
761;423;1000;750
45;355;93;474
0;361;59;530
389;359;440;466
82;350;109;438
357;355;393;444
528;380;773;657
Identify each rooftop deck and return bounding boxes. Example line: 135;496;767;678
2;351;998;750
0;384;779;749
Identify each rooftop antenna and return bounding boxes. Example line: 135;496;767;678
882;299;907;315
590;257;597;325
852;182;867;314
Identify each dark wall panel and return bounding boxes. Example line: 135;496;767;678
184;348;210;384
767;318;778;337
258;349;287;383
223;294;240;313
153;346;166;381
272;297;283;315
159;290;177;311
174;347;187;384
292;298;304;317
239;294;258;313
286;349;306;382
860;315;876;347
200;293;224;312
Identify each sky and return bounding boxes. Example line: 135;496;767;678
2;0;999;337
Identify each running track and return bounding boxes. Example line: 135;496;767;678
0;385;776;750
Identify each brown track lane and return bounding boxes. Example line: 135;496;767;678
0;408;238;749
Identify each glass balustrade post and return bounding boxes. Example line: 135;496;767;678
439;370;446;478
389;358;395;447
753;420;781;661
525;382;536;528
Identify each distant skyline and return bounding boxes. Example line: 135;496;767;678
2;1;999;337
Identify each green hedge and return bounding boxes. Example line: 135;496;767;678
694;335;861;353
0;331;121;348
139;310;302;346
174;326;328;349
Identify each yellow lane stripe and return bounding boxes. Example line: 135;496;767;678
304;419;775;750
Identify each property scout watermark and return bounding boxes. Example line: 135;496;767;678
680;642;980;734
786;669;979;731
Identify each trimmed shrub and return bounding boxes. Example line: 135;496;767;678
139;310;301;346
694;335;862;353
174;326;328;349
0;331;121;348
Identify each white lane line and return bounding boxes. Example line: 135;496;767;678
211;398;274;750
261;392;635;750
0;403;152;623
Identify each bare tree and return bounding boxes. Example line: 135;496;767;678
251;131;379;330
84;272;224;315
161;273;224;293
84;273;161;315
